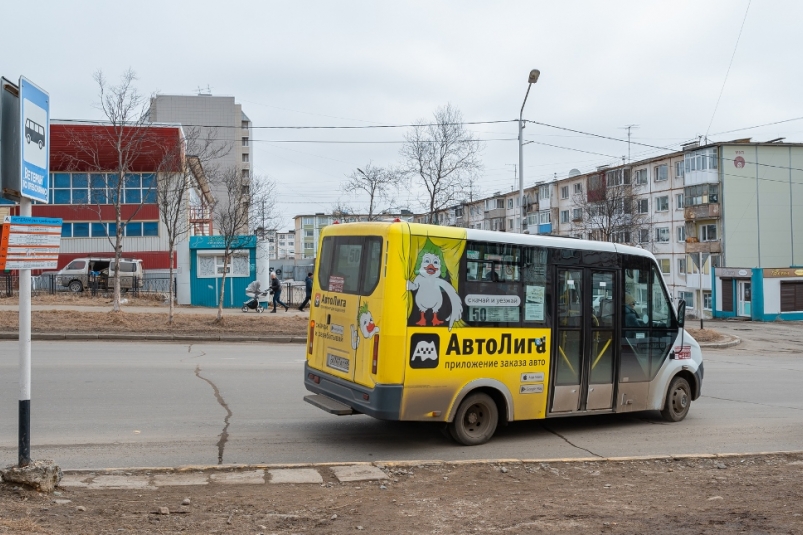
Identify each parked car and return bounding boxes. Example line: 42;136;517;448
56;257;143;293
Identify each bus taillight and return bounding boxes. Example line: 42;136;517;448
372;335;380;374
308;321;315;354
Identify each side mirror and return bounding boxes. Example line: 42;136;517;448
677;299;686;328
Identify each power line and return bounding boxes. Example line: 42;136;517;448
56;117;517;130
711;115;803;136
705;0;751;138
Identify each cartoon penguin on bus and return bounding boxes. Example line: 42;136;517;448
406;239;463;331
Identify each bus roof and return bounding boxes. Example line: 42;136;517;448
320;221;656;261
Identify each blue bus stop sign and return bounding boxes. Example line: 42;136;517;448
18;77;49;203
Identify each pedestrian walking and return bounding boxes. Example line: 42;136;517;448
299;272;313;311
270;272;289;312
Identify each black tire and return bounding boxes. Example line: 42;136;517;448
38;140;43;150
448;392;498;446
68;280;83;293
661;376;691;422
26;134;31;144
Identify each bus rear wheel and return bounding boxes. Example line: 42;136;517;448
448;392;498;446
661;376;691;422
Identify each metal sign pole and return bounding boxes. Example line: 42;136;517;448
18;197;31;467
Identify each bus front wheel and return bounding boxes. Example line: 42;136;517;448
661;376;691;422
448;392;498;446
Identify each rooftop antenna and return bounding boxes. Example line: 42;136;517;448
620;124;639;163
196;85;212;95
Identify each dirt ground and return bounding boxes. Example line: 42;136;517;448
1;454;801;534
0;309;308;337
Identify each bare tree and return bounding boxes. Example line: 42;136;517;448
210;169;277;322
59;69;168;312
571;169;649;244
343;162;401;220
329;201;353;220
399;104;482;223
156;127;230;324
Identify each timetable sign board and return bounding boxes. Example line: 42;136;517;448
0;216;62;270
19;77;50;203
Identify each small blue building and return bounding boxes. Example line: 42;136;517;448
712;267;803;321
188;235;259;308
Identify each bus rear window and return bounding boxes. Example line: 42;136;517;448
318;236;383;295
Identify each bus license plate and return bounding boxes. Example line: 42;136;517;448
327;353;350;373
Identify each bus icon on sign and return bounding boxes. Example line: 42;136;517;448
25;118;45;149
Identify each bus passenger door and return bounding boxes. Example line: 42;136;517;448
550;269;616;414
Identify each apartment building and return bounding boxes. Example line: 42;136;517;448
148;93;253;213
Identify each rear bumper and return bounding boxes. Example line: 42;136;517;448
304;363;402;420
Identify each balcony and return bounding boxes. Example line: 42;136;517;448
685;239;722;254
485;208;505;219
685;204;720;220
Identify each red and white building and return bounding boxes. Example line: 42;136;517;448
22;121;212;272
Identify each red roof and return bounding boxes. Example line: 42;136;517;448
50;122;183;173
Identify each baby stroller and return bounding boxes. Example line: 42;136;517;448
242;280;270;313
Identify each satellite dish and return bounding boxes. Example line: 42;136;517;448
568;168;581;178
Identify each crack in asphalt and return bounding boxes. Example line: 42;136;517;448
194;364;233;464
541;425;603;458
703;395;803;412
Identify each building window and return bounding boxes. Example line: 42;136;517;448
303;217;313;226
242;120;249;129
676;194;684;210
675;161;684;179
655;227;669;243
198;252;250;278
639;228;650;243
485;198;504;210
507;198;513;209
539;184;550;200
241;169;249;179
611;230;631;243
304;229;314;237
605;168;630;186
658;258;670;274
703;291;712;310
539;210;550;224
685;184;719;206
700;224;717;241
560;210;569;223
684;147;718;172
242;137;249;147
654;165;668;182
509;218;514;230
677;226;686;242
304;242;314;250
573;183;582;194
655;196;669;212
678;257;687;274
242;154;249;163
572;208;582;220
634;169;648;185
560;185;569;199
679;291;695;307
50;172;157;205
636;199;649;214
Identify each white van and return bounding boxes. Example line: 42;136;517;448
56;257;144;293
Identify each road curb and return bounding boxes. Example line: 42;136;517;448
699;335;741;348
60;449;803;476
0;331;307;344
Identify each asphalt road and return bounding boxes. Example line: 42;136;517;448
1;321;801;470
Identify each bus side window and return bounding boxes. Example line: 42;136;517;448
317;237;334;291
359;238;383;295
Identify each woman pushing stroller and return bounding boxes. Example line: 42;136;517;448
270;272;289;312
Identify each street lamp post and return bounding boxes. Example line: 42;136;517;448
519;69;540;233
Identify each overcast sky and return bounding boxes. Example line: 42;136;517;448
5;0;802;231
